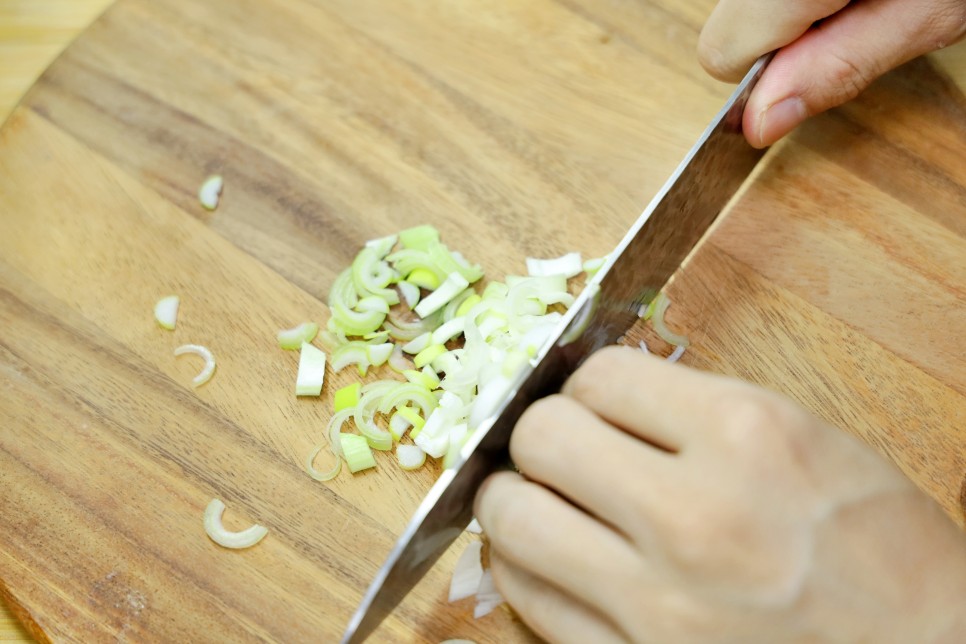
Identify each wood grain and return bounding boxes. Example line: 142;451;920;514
0;0;964;641
1;2;114;638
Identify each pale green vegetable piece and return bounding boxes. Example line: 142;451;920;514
340;433;377;473
198;175;224;210
333;382;361;412
154;295;180;330
396;444;427;470
399;224;440;250
203;498;268;549
277;321;319;350
295;342;327;396
415;272;470;318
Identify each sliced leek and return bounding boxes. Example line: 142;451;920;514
203;499;268;549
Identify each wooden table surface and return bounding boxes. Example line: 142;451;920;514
1;0;965;641
2;3;112;638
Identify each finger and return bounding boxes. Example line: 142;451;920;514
508;392;681;532
698;0;849;82
744;0;966;147
561;345;735;451
474;471;645;616
488;552;628;644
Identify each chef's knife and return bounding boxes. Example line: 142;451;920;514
342;53;773;643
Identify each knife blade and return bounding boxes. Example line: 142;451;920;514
342;53;773;643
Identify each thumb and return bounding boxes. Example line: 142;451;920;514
744;0;966;148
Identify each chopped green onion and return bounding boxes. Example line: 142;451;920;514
397;281;421;308
415;272;471;318
388;345;412;372
583;255;607;276
396;444;427;470
431;317;466;345
366;342;394;367
406;268;441;290
403;368;439;390
365;233;398;258
376;382;439;417
402;332;432;355
174;344;216;387
399;224;440;250
198;175;224;211
456;294;482;317
333;382;361;412
448;541;483;602
526;252;583;278
388;412;412;441
154;295;179;330
414;343;447;369
340;433;377;473
362;330;391;344
277;321;319;350
305;442;342;481
443;423;470;469
351;247;399;305
203;499;268;549
427;242;483;283
651;292;690;347
395;405;426;431
295;342;327;396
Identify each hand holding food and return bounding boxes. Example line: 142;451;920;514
476;346;966;643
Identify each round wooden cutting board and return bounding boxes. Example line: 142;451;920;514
1;0;965;641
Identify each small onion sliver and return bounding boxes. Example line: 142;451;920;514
198;175;224;211
154;295;179;330
203;498;268;549
174;344;216;387
305;442;342;481
449;541;484;602
651;293;690;347
474;569;505;618
396;444;427;470
667;344;687;363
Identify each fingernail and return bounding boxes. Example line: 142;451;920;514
757;97;807;147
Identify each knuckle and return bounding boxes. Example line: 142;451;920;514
510;395;566;461
821;50;876;105
927;1;966;47
697;36;738;82
487;488;548;554
712;390;803;452
566;345;631;401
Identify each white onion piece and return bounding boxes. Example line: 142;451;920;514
388;345;411;373
305;442;342;481
465;518;483;534
174;344;216;387
415;272;470;318
526;252;582;278
154;295;179;330
397;280;421;309
469;375;514;429
449;541;484;602
582;255;607;276
296;342;327;396
203;499;268;549
474;569;505;618
396;444;426;470
667;344;686;363
198;175;224;210
401;332;432;355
